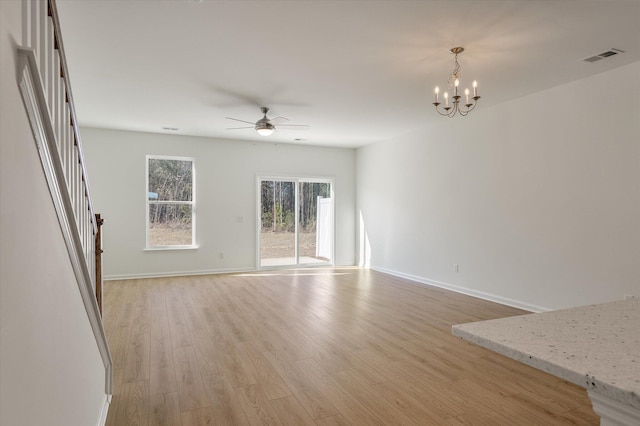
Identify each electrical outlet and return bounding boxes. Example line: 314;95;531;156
454;264;460;273
624;294;635;300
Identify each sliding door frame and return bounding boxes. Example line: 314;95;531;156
256;175;335;270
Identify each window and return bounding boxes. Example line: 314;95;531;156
146;155;195;249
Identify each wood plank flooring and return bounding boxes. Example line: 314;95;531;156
103;268;598;425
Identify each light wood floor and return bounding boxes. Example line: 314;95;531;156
104;267;598;425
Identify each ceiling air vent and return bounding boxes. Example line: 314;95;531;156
583;48;624;63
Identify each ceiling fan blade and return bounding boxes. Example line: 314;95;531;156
268;116;290;123
212;86;264;108
226;126;254;130
276;124;310;127
225;117;256;125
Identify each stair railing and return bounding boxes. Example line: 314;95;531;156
17;0;112;395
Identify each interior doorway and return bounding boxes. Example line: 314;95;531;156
258;177;333;268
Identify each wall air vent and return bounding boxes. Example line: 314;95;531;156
583;48;625;63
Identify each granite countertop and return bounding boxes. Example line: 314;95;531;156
452;298;640;410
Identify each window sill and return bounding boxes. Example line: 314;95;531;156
144;246;199;252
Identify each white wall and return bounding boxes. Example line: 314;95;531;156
80;128;356;278
357;61;640;311
0;2;107;425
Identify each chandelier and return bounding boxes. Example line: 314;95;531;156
433;47;480;117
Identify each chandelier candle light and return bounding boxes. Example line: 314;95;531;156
433;47;480;117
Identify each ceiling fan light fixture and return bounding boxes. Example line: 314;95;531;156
256;123;274;136
227;106;307;137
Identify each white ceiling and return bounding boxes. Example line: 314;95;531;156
56;0;640;148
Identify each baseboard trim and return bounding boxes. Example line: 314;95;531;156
105;265;548;312
371;266;549;313
96;394;111;426
104;263;358;281
104;267;255;281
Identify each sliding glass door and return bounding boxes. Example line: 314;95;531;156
258;177;333;268
259;179;297;267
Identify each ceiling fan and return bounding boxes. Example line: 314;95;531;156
225;107;309;136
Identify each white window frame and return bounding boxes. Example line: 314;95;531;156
145;155;197;250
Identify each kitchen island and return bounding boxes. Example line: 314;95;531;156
452;298;639;425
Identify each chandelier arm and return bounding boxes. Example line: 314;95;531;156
458;103;474;115
454;95;481;116
464;97;480;113
433;103;456;117
437;107;451;117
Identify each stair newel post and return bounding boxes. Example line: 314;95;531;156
95;213;104;316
